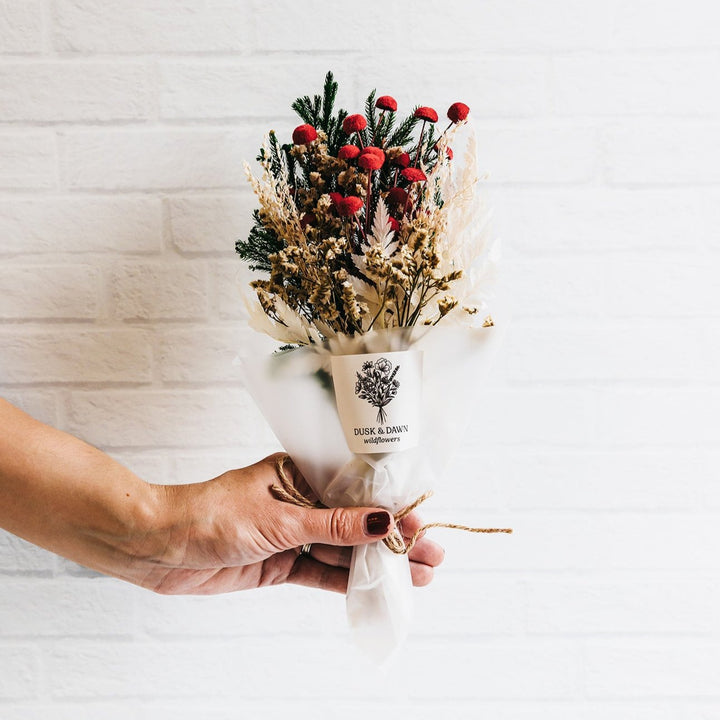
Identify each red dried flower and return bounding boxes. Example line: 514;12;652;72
447;102;470;123
300;212;315;229
392;152;411;169
292;124;317;145
362;145;384;156
414;106;438;123
401;167;427;183
388;216;400;233
336;195;364;216
358;150;385;171
342;114;367;134
376;95;398;112
387;187;408;206
338;144;361;161
329;192;342;207
434;143;454;160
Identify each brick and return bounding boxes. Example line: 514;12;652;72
414;574;519;635
465;389;598;448
0;391;58;425
0;702;685;720
140;584;340;637
0;579;136;636
697;452;720;510
502;256;720;321
554;52;720;116
504;451;705;511
475;121;598;183
597;389;720;448
66;389;261;447
602;258;720;317
614;0;720;49
253;0;403;52
0;329;152;384
357;55;549;118
0;197;162;255
0;706;146;720
505;257;605;319
168;194;251;254
605;122;720;184
493;187;719;253
502;321;720;382
0;0;44;54
526;577;719;634
0;132;55;189
434;450;504;512
54;0;252;53
212;259;255;320
48;637;390;699
159;58;356;120
111;262;208;320
442;512;720;572
0;645;38;699
62;128;257;191
0;62;154;122
107;452;167;485
256;0;614;52
401;637;580;699
0;264;99;319
160;55;547;121
167;450;276;485
585;640;720;697
0;531;55;573
158;326;249;383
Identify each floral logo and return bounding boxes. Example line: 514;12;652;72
355;358;400;425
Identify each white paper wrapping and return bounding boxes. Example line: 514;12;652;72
240;323;502;662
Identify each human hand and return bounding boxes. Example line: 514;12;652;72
137;454;444;595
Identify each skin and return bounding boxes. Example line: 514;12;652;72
0;398;443;595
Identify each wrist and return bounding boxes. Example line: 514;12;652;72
122;482;181;567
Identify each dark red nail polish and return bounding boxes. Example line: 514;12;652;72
365;511;391;536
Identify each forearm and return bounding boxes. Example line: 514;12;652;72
0;398;167;582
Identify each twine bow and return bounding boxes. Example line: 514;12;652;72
271;455;512;555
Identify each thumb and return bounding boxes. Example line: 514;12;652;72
295;506;395;547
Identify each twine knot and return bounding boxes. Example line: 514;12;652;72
271;455;512;555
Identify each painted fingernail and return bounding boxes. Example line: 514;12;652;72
365;511;392;536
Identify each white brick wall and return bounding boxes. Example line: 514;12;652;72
1;0;719;717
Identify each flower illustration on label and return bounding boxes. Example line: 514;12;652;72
354;358;400;425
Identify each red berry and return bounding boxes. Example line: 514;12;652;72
447;102;470;123
338;144;361;161
401;167;427;183
376;95;398;112
292;124;317;145
358;149;385;171
336;196;364;216
387;187;408;206
342;114;367;134
414;106;438;123
392;152;411;169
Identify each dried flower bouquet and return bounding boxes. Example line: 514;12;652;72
237;73;503;660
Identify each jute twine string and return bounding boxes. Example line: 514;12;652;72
271;455;512;555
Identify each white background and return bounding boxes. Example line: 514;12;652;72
1;0;720;717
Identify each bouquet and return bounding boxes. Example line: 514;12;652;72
237;72;508;660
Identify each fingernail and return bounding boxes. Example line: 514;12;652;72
365;511;392;536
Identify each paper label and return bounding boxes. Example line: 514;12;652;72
331;350;422;454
